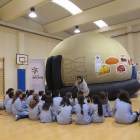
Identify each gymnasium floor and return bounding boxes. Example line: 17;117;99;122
0;93;140;140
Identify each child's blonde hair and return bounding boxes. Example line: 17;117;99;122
29;94;39;109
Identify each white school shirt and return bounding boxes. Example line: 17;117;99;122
40;106;55;123
6;98;13;114
26;95;33;105
53;97;62;113
114;100;137;124
74;104;91;125
39;96;42;101
4;95;9;107
69;99;75;107
89;103;104;123
12;98;28;116
75;98;88;105
57;105;72;125
28;102;42;120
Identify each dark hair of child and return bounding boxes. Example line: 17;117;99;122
39;91;44;96
53;90;60;97
41;95;47;101
26;90;30;96
21;94;26;100
46;91;52;96
78;91;84;95
91;95;103;117
78;94;84;115
66;92;72;98
98;91;108;104
119;90;131;104
29;94;39;109
9;92;14;98
60;96;71;107
42;96;53;111
6;88;14;94
12;90;22;104
27;90;35;98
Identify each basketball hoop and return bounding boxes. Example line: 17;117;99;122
21;61;28;65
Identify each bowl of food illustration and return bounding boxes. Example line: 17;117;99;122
45;32;139;99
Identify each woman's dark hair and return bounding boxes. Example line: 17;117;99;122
92;95;103;117
27;90;35;98
29;94;39;109
12;90;22;104
98;91;108;104
21;94;26;99
41;95;47;101
60;96;71;107
119;90;131;104
39;91;44;96
78;95;84;115
77;76;83;83
53;90;60;97
9;92;14;98
66;92;72;98
42;96;53;111
46;91;52;96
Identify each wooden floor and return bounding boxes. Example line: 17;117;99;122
0;93;140;140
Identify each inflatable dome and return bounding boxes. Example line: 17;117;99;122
46;32;139;99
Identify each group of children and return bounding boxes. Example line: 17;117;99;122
0;87;140;125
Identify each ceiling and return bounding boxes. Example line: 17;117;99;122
0;0;11;8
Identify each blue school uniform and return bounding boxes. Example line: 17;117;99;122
12;98;28;116
40;106;55;123
39;96;42;101
40;100;45;106
113;98;120;113
57;105;72;125
28;102;42;120
21;100;29;109
53;97;62;113
26;95;33;105
4;95;9;107
102;100;113;117
6;98;13;114
69;99;75;107
114;100;137;124
89;103;104;123
75;98;88;105
74;104;91;125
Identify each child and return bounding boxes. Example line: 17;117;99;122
90;95;104;123
40;96;55;123
66;92;75;107
0;90;9;110
26;90;35;105
46;91;52;96
53;90;62;113
75;91;88;105
28;94;42;120
6;92;14;114
98;91;113;117
39;91;44;101
26;90;30;97
12;90;29;121
74;94;91;125
21;94;29;110
57;96;72;125
114;90;138;124
40;95;47;106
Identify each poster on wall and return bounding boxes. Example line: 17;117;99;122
29;59;45;93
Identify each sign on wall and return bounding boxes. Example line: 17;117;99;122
29;59;45;93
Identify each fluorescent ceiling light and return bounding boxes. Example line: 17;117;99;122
74;26;80;33
93;20;108;28
29;7;37;18
52;0;82;15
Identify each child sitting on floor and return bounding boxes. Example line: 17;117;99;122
53;90;62;113
66;92;75;107
98;91;113;117
26;90;35;105
39;91;45;101
56;96;72;125
28;94;42;120
90;95;104;123
74;94;91;125
113;90;139;124
40;95;55;123
6;91;14;114
40;95;47;106
21;94;28;110
46;91;52;96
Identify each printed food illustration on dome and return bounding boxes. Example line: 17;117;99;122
116;64;127;74
98;65;111;76
105;57;119;65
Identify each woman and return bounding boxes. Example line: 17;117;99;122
72;76;89;98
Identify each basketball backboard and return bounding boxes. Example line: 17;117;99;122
16;54;28;65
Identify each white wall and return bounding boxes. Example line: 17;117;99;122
0;26;61;93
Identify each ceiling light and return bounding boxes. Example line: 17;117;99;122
93;20;108;28
52;0;82;15
74;26;80;33
29;7;37;18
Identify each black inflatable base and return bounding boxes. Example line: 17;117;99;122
54;79;140;100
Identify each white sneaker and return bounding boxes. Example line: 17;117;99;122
14;115;19;121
